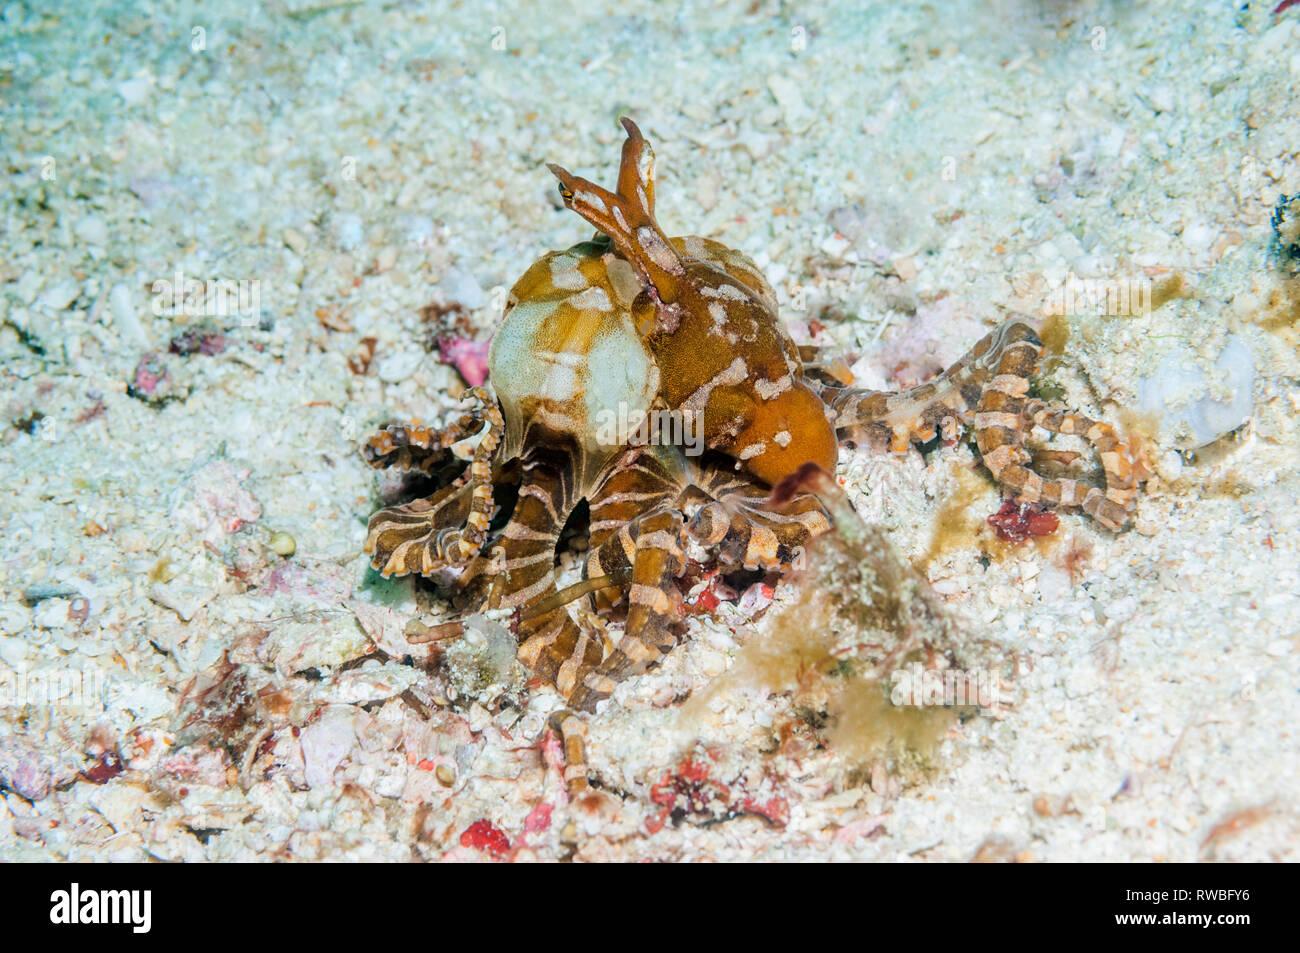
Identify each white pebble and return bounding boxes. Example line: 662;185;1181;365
117;75;154;105
148;582;216;622
299;706;357;788
1148;85;1175;114
820;233;851;259
0;602;32;635
1181;222;1216;253
1155;450;1183;482
74;215;108;246
37;281;79;311
403;215;435;247
441;267;485;309
766;74;815;132
282;227;308;255
15;270;42;304
0;636;27;667
467;703;492;733
376;350;423;383
32;598;71;629
109;283;150;347
332;212;364;250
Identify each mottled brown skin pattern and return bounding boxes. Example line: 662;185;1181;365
362;120;1147;788
547;123;839;486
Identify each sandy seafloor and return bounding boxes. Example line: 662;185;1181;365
1;0;1298;862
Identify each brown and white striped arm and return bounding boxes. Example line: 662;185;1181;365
364;480;477;578
692;463;831;571
501;452;604;699
584;447;689;605
812;320;1146;530
362;394;495;474
971;325;1139;530
363;386;504;575
569;508;688;714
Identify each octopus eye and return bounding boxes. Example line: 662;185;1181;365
557;183;574;202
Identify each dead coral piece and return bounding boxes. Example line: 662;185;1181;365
128;352;187;405
987;499;1060;544
168;328;227;356
645;746;791;832
172;653;283;787
348;335;377;375
419;300;473;352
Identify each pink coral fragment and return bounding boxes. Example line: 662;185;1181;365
436;337;490;387
523;802;553;833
